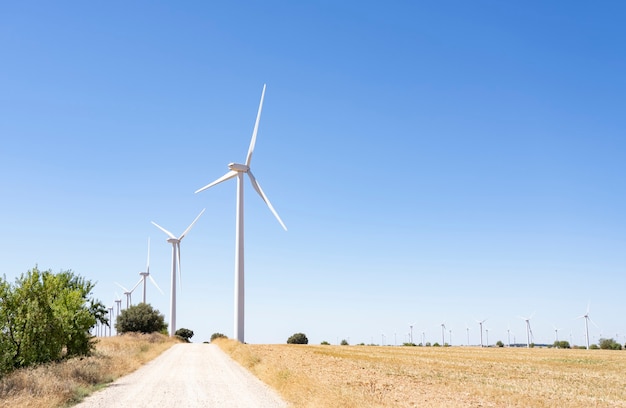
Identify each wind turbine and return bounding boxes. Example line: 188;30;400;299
409;323;415;344
576;303;599;350
466;325;470;346
553;325;562;343
115;280;141;308
519;313;535;348
195;85;287;343
476;319;487;347
441;323;446;346
152;208;205;337
138;237;164;304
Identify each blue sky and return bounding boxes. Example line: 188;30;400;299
1;2;625;346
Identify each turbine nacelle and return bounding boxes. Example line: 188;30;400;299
228;163;250;172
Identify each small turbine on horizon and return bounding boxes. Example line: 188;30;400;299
519;312;535;348
576;303;599;350
476;319;487;347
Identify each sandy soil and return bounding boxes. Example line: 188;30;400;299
74;343;288;408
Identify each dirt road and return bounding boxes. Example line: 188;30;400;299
75;343;288;408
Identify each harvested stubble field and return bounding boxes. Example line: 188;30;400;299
216;339;626;407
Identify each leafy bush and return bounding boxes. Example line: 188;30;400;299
210;333;227;342
496;341;504;347
340;339;349;346
403;342;416;347
320;340;330;345
599;338;622;350
287;333;308;344
589;344;600;350
175;328;194;342
554;340;571;349
0;267;107;375
115;303;166;334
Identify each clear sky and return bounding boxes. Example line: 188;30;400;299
1;2;625;346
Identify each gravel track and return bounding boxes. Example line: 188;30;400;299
75;343;288;408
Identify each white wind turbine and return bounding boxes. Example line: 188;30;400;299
519;313;535;348
441;323;446;346
115;280;141;309
152;209;205;337
138;237;164;304
553;325;562;343
576;303;599;350
195;84;287;343
476;319;487;347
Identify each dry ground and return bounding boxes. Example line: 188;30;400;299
216;340;626;407
0;333;178;408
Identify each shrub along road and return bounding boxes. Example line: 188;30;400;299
74;343;288;408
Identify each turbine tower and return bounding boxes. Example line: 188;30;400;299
195;85;287;343
139;237;164;303
152;209;205;337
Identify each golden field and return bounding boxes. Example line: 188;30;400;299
0;333;178;408
216;339;626;407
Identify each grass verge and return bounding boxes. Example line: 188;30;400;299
0;333;178;408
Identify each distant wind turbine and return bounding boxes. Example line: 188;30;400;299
408;323;415;344
195;84;287;343
576;303;599;350
553;325;562;343
138;237;164;303
476;319;487;347
519;312;535;348
115;280;141;308
152;208;205;337
441;323;446;346
466;325;470;346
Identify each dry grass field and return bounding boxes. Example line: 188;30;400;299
216;339;626;407
0;333;178;408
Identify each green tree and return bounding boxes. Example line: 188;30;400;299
0;267;106;374
210;332;227;342
554;340;570;349
599;338;622;350
496;340;504;347
115;303;166;334
175;328;194;342
287;333;308;344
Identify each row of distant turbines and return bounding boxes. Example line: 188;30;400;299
402;306;601;349
110;85;286;342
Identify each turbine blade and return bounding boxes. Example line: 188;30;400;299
246;84;266;167
247;171;287;231
148;274;164;295
130;278;142;293
179;208;205;240
588;316;601;329
151;221;177;239
115;282;130;293
195;171;238;194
